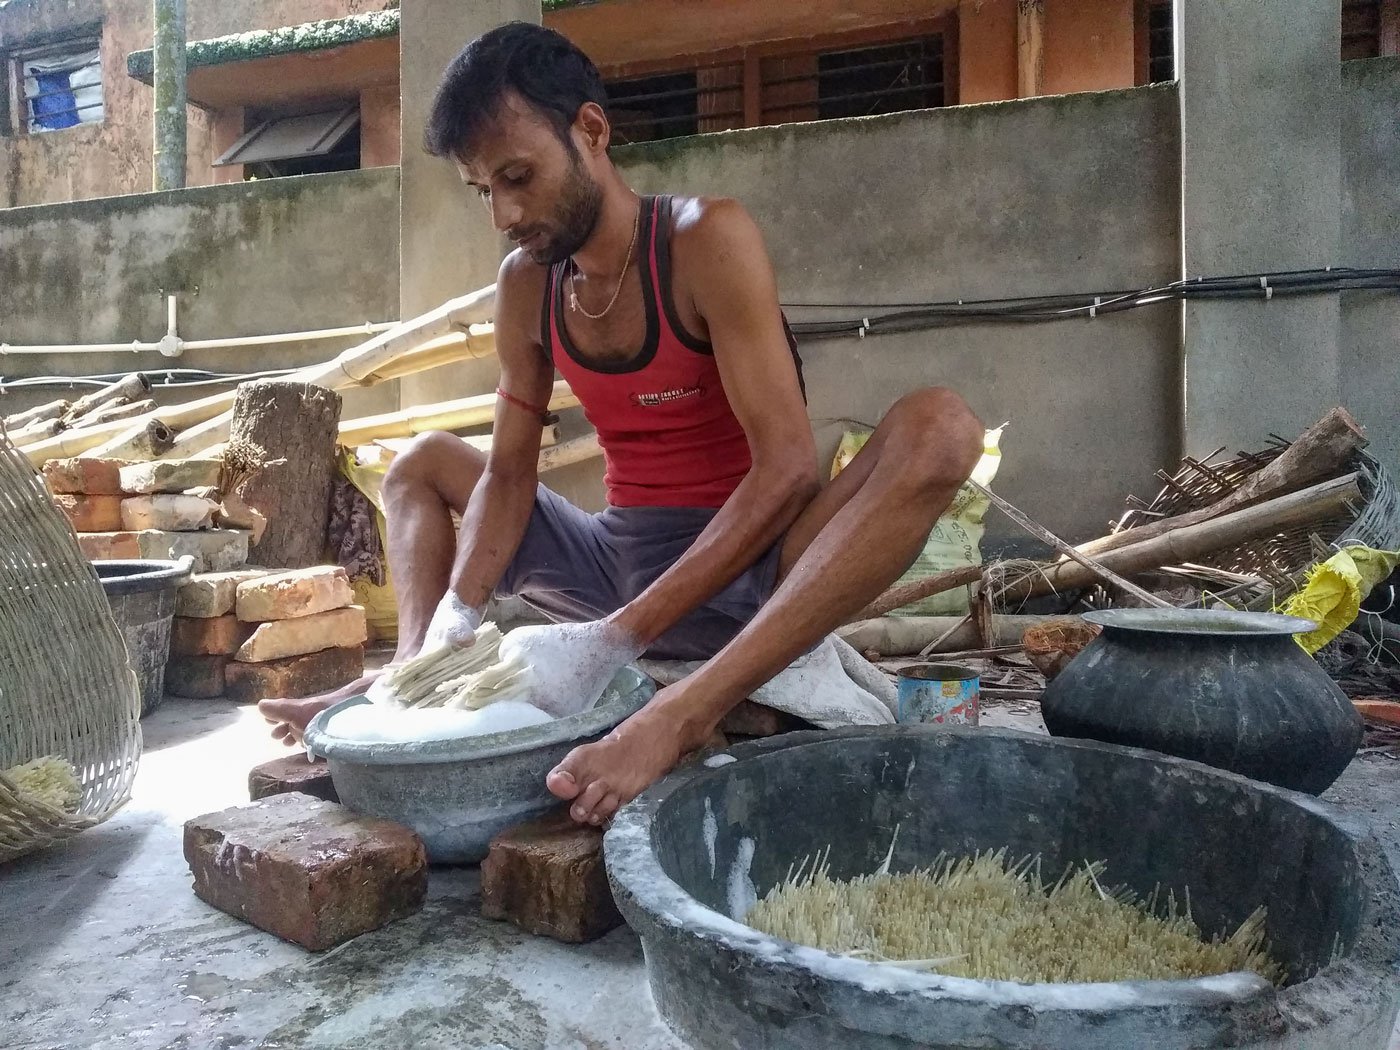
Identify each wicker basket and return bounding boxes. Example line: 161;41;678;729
0;431;142;863
1023;618;1102;681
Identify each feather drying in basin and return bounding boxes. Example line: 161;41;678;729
747;846;1285;985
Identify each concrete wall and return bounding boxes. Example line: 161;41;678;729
0;167;401;418
1340;57;1400;477
613;86;1183;542
0;0;395;207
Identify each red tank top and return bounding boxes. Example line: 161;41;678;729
544;195;802;509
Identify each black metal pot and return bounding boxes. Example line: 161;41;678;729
1040;608;1363;794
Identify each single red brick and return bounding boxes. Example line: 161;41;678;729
184;793;427;951
248;755;339;803
53;493;124;532
170;614;255;657
480;810;623;943
76;531;143;560
1355;697;1400;729
223;645;365;703
165;656;229;699
42;457;125;495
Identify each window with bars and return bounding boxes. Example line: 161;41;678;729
1146;1;1173;83
605;31;947;144
10;40;103;134
1342;0;1382;59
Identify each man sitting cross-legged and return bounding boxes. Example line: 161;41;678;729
259;23;983;827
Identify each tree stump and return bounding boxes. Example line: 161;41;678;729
229;380;342;569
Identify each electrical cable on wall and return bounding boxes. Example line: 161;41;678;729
3;267;1395;393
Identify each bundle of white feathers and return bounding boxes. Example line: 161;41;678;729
373;622;531;710
2;756;83;812
747;844;1285;985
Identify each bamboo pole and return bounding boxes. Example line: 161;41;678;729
20;284;498;465
838;615;1050;657
335;382;578;446
1076;407;1367;559
62;373;150;424
538;432;602;473
67;398;156;430
357;325;496;385
3;399;69;430
1000;473;1362;603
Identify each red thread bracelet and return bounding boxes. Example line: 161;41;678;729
496;387;550;421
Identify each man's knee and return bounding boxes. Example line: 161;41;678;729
886;387;984;490
382;430;483;507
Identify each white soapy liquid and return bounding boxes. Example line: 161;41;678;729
703;798;718;879
326;700;554;745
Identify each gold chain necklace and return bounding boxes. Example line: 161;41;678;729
568;199;640;320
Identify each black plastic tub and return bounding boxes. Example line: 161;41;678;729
94;558;193;717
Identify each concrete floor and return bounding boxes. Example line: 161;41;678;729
1;695;1397;1050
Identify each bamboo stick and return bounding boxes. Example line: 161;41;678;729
335;382;578;446
20;284;498;465
358;325;496;384
68;398;156;430
3;399;69;430
8;417;64;444
1076;407;1367;559
62;373;150;424
538;432;602;473
89;419;175;460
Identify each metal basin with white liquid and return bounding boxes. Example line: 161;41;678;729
605;727;1400;1050
305;665;655;863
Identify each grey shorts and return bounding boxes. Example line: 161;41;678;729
494;485;783;661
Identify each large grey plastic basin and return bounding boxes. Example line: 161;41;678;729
305;665;655;863
606;727;1400;1050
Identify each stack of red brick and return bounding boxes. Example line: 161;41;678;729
43;456;251;571
167;565;367;702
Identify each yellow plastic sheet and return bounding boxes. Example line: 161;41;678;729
833;425;1005;617
1280;545;1400;654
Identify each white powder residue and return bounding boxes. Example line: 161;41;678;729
324;700;553;744
703;798;718;879
727;837;758;921
703;753;736;768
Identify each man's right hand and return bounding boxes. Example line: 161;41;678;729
422;591;483;652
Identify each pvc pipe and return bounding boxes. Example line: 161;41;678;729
0;320;398;356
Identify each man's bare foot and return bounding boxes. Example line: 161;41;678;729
257;670;384;746
546;685;712;825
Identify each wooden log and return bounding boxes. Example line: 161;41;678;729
68;397;156;430
335;381;577;445
88;418;175;460
1077;407;1367;559
21;284;498;465
1002;473;1363;603
230;380;342;569
3;398;69;430
63;373;150;424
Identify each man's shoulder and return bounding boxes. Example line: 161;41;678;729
668;194;756;242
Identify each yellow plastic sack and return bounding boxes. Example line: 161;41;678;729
336;448;398;644
1279;545;1400;654
833;425;1005;617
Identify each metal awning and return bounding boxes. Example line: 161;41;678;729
214;104;359;167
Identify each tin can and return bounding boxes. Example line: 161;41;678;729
895;663;980;726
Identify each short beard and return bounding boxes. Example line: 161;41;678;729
532;148;603;265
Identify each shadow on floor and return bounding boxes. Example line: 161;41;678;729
140;699;246;752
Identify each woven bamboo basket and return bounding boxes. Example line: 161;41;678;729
0;430;142;863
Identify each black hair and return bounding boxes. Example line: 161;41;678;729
424;22;607;161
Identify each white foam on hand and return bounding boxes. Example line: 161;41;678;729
422;592;483;652
496;620;643;718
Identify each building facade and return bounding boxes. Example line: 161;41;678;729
8;0;1391;209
